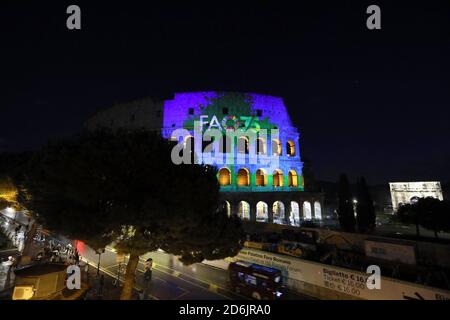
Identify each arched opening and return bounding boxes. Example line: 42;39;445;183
410;196;419;204
303;201;312;220
237;168;250;186
256;201;269;222
286;140;296;156
314;201;322;220
271;139;282;155
288;170;298;187
272;169;284;187
221;201;231;217
256;138;266;155
218;167;231;186
238;201;250;220
219;135;232;154
237;136;249;154
272;201;285;224
290;201;300;226
255;169;267;187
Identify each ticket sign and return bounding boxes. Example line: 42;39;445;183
233;248;450;300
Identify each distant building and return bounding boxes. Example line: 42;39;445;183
389;181;444;211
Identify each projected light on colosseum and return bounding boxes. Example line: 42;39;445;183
163;92;304;192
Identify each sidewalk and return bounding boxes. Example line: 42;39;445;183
0;209;33;252
82;260;141;300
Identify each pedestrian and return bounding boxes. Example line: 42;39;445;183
75;250;80;265
3;256;16;289
143;258;153;299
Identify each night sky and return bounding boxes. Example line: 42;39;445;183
1;1;449;184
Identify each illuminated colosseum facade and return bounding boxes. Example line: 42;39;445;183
85;91;324;226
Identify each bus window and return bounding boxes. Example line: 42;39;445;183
238;272;245;282
245;274;257;286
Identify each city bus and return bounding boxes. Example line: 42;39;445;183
228;261;283;300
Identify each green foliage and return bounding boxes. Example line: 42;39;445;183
17;129;244;260
337;174;356;232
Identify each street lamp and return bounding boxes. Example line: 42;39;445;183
96;248;105;276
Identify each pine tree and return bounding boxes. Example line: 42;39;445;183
337;174;356;232
355;177;376;233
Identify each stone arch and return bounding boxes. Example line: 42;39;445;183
219;135;232;154
286;140;296;156
288;170;298;187
256;201;269;222
272;201;285;224
256;137;266;155
256;168;267;186
238;201;250;220
237;136;249;154
290;201;300;226
271;138;282;155
221;201;231;217
314;201;322;220
218;167;231;186
237;168;250;186
303;201;312;220
272;169;284;187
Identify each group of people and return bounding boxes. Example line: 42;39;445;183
35;239;80;265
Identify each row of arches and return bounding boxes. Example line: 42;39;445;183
182;136;296;157
223;200;322;226
219;167;299;187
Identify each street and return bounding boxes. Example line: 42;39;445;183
79;245;311;300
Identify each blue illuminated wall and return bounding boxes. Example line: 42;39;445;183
162;92;304;192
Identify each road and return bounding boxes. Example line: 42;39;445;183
79;245;311;300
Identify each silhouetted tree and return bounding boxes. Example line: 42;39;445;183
355;177;376;233
414;198;449;239
17;129;244;299
302;158;317;192
396;197;450;239
337;174;356;232
396;203;420;238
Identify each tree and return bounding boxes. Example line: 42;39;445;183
17;129;244;299
337;174;356;232
302;158;318;192
414;197;450;239
0;152;35;261
355;177;376;233
396;197;450;239
396;203;421;238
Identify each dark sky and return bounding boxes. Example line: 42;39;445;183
1;1;449;184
